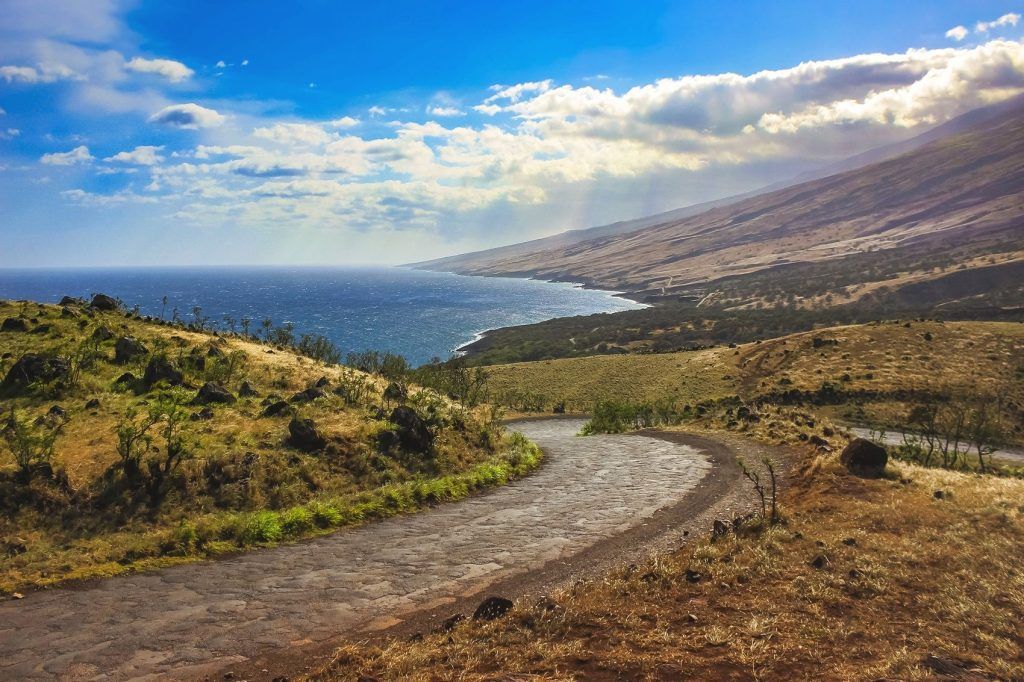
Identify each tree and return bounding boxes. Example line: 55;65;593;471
2;407;62;480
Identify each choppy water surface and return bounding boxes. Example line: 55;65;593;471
0;266;642;365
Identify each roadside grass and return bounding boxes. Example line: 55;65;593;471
0;299;540;594
318;440;1024;681
2;432;542;593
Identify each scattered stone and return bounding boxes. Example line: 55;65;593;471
206;345;226;359
289;387;326;403
314;375;330;388
60;306;80;319
196;382;236;405
472;596;513;621
934;489;948;500
262;400;290;417
114;372;137;386
684;569;703;583
712;519;729;539
84;398;101;410
91;326;114;341
1;318;29;332
47;405;67;422
389;406;433;453
839;438;887;477
191;407;215;421
29;324;51;335
58;296;81;306
440;613;465;631
841;537;857;546
142;356;184;388
238;380;259;397
11;592;23;600
288;417;326;452
114;336;149;363
89;293;119;311
921;654;979;678
808;434;831;451
848;568;863;579
683;613;699;623
552;402;566;414
1;354;70;392
809;554;830;569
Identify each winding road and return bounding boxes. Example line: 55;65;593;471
0;419;742;680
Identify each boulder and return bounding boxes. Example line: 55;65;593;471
472;596;513;621
91;326;114;341
238;380;259;397
288;417;326;452
58;296;81;306
114;371;137;386
89;293;119;311
1;354;70;392
314;376;330;388
84;398;101;410
47;405;67;422
142;356;184;388
114;336;149;363
191;406;215;421
289;387;326;404
29;324;51;335
1;318;29;332
389;406;433;453
262;400;290;417
195;382;236;404
839;438;887;477
60;306;80;318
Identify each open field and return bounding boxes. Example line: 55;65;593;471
0;298;534;593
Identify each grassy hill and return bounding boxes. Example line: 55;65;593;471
484;319;1024;442
0;297;539;594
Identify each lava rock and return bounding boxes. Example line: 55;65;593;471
1;318;29;332
262;400;290;417
809;554;830;569
47;405;67;422
440;613;465;632
84;398;101;410
91;326;114;341
191;406;215;421
473;596;513;621
196;382;236;405
288;417;326;452
58;296;81;306
89;293;119;311
142;356;184;388
314;376;330;388
1;354;70;392
114;372;137;386
238;380;259;397
839;438;887;477
289;387;326;404
114;336;149;363
712;519;730;539
206;345;226;359
389;406;433;453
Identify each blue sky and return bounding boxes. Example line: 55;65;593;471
1;0;1023;267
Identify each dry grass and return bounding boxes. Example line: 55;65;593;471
486;347;737;412
318;440;1024;681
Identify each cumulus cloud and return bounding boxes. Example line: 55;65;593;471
104;145;165;165
253;122;334;146
40;145;93;165
61;188;158;205
976;12;1020;33
484;80;553;103
0;63;80;83
0;128;20;140
946;25;969;41
427;105;465;116
215;60;226;68
125;57;194;82
148;103;225;129
328;116;360;128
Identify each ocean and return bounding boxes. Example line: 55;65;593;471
0;266;643;365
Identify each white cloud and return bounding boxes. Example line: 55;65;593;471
328;116;360;128
40;145;93;165
215;60;226;68
148;103;225;129
61;188;158;205
976;12;1020;33
0;128;20;140
427;105;465;117
253;122;334;146
368;105;389;116
484;79;553;104
125;57;194;82
0;63;80;83
104;145;165;165
946;25;968;41
241;59;249;66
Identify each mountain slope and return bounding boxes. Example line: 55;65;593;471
414;98;1024;299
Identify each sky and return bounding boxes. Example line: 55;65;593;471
1;1;1023;268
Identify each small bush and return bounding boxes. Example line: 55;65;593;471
237;510;283;544
308;500;343;527
281;506;315;534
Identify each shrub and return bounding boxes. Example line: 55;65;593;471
308;500;343;527
237;510;283;544
281;506;315;534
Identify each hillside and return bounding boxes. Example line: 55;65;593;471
0;297;538;593
412;98;1024;279
413;98;1024;306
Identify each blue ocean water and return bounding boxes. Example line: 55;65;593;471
0;267;642;365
